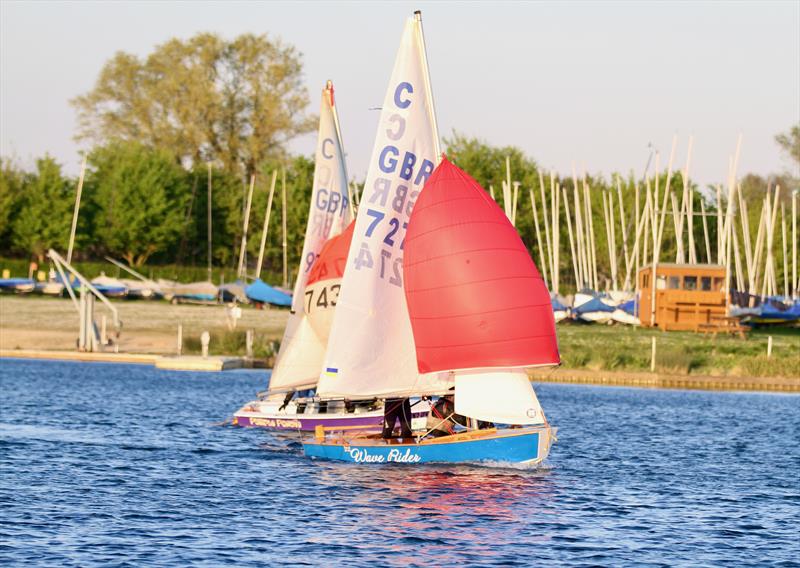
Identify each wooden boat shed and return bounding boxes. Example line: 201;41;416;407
638;263;728;330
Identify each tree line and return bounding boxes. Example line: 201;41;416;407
1;30;797;291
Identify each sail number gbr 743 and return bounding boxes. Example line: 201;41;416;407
353;81;435;288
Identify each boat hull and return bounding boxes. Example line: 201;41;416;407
234;410;384;431
233;399;429;432
303;425;554;465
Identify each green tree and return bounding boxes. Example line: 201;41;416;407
72;33;315;177
0;158;27;253
87;141;190;266
11;156;75;262
775;123;799;173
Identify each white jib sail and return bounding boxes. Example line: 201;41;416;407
317;14;450;399
454;370;546;426
267;83;353;397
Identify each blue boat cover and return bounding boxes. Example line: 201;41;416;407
0;278;35;289
551;297;568;312
619;299;638;316
572;297;615;315
54;273;126;296
245;279;292;307
759;299;800;322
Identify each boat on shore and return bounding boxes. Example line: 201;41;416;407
35;280;65;296
0;278;35;293
244;279;292;307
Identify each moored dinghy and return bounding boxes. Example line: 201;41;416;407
0;278;36;293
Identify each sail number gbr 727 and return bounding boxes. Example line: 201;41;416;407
353;81;435;288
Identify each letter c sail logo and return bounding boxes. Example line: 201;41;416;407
321;138;334;159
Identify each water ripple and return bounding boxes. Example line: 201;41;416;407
1;358;799;566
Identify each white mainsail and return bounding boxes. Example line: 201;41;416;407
267;82;352;397
454;370;545;426
317;13;450;399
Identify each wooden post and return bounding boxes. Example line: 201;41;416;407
650;336;657;372
767;335;773;358
66;157;87;264
281;167;288;289
246;329;254;359
201;331;210;359
237;174;256;280
529;188;549;288
255;170;278;280
177;324;183;356
79;286;86;351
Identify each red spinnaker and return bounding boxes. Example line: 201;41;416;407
403;157;560;373
307;221;354;286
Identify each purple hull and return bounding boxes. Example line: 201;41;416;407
233;413;383;431
233;410;428;432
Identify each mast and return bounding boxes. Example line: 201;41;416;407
66;156;87;265
328;80;354;220
237;174;256;280
281;167;288;289
255;170;278;280
207;162;213;282
414;10;441;161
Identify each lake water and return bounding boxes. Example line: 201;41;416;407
1;358;798;566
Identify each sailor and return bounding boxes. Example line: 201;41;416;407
381;398;413;439
426;393;468;437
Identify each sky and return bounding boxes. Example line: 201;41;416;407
1;0;798;189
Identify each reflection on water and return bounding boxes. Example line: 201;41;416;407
1;358;798;566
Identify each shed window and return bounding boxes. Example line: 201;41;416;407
684;276;698;290
668;276;680;289
701;277;712;291
713;277;725;291
656;276;667;290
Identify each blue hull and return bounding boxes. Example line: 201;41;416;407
303;426;552;465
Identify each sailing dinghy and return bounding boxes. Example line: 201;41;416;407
233;81;417;432
303;13;558;465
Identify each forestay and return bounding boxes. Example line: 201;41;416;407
267;83;352;397
317;14;450;399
